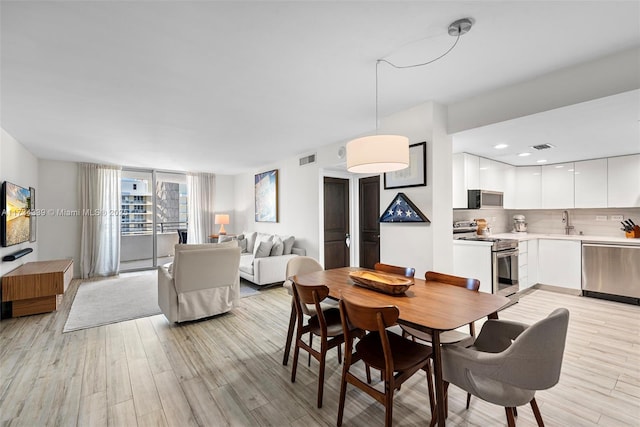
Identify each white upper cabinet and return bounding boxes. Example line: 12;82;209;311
541;163;575;208
575;158;607;208
608;154;640;207
514;166;541;209
452;153;480;209
479;158;507;192
502;164;516;209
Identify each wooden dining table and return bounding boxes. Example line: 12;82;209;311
293;266;510;427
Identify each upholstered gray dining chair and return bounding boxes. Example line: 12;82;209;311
440;308;570;427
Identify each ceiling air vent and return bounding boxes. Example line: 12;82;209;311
299;153;316;166
531;143;555;150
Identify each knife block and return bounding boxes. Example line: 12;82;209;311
626;225;640;238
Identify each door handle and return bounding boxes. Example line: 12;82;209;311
345;233;351;248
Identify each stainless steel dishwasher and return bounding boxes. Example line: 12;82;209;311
582;242;640;304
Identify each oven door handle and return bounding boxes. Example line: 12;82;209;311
494;249;519;258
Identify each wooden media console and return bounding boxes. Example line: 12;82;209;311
1;259;73;317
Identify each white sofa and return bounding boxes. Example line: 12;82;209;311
228;232;306;286
158;240;241;323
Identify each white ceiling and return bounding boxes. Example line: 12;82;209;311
452;89;640;166
1;1;639;174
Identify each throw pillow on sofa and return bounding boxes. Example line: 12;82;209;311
218;234;235;243
238;238;248;252
253;233;274;255
282;235;295;255
255;240;274;258
242;231;257;254
270;236;284;256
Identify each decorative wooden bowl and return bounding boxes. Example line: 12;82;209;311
348;271;414;295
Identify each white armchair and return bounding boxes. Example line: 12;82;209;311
158;241;241;323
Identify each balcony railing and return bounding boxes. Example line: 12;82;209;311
121;221;188;236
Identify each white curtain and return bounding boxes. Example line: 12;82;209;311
187;172;216;243
79;163;122;278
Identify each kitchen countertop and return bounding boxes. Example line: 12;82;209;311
455;232;640;246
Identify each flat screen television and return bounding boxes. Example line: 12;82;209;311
1;181;32;247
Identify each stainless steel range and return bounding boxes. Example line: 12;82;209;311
456;236;520;302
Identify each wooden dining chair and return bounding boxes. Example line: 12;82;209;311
367;262;416;382
401;271;480;346
400;270;480;412
373;262;416;279
337;296;435;427
290;281;345;408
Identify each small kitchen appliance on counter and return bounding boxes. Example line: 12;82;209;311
475;218;490;236
453;220;477;237
513;215;527;233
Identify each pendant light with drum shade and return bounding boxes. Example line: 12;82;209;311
346;18;474;174
346;61;410;174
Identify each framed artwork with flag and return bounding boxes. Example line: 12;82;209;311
379;192;430;223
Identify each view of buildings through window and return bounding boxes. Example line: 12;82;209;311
121;174;187;236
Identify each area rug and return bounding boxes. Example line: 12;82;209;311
64;272;264;332
239;279;261;298
63;271;161;332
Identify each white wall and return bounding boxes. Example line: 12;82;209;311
378;102;453;278
233;152;322;257
37;160;81;276
231;101;454;277
0;129;39;276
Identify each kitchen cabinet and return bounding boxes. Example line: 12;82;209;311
528;239;538;287
452;153;480;209
453;242;492;294
479;158;512;193
575;158;607;208
514;166;541;209
518;241;529;290
502;164;516;209
538;239;581;290
541;163;574;209
608;154;640;207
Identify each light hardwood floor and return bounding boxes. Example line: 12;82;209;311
1;278;639;426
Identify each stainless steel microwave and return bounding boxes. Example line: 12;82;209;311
468;189;504;209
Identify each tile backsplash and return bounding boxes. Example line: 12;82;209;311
453;208;640;237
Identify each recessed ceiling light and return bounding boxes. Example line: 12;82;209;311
555;165;564;168
537;159;547;163
494;144;508;149
518;152;531;157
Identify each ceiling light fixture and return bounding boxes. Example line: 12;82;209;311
518;152;531;157
494;144;509;149
347;18;474;173
537;159;548;163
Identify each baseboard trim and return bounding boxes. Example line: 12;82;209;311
527;283;581;296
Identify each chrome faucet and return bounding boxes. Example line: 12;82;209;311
562;210;574;235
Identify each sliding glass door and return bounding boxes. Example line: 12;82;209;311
155;172;188;267
120;169;188;272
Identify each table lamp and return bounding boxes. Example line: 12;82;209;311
215;214;230;235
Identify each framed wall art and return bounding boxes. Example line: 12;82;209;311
384;141;427;189
255;169;279;222
379;192;430;223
